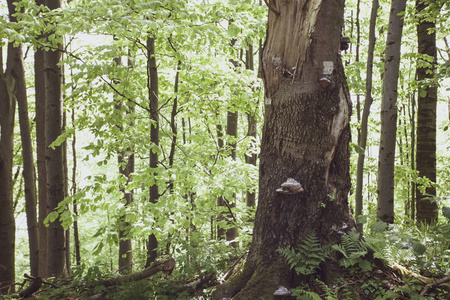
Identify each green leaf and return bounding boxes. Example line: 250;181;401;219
442;206;450;220
411;241;426;255
49;128;75;149
358;260;373;271
92;241;104;256
419;89;427;98
44;211;59;225
351;143;365;154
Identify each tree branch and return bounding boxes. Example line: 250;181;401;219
263;0;280;16
420;277;450;296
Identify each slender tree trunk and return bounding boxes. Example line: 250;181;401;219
245;43;257;208
0;43;16;294
355;0;379;233
16;43;40;278
168;59;181;179
410;93;416;221
166;59;181;253
71;107;81;266
214;0;355;297
116;52;135;273
145;36;159;267
216;116;225;240
63;85;71;277
118;149;134;273
376;0;407;224
45;0;66;277
6;0;40;277
218;26;240;247
225;109;239;247
35;0;48;277
415;0;438;225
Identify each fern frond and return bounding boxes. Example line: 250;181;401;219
277;232;331;276
315;279;338;300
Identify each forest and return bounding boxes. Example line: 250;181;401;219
1;0;450;299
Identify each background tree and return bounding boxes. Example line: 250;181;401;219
8;0;40;276
376;0;408;224
245;42;258;208
0;36;17;296
34;0;48;278
114;48;135;274
145;35;159;267
415;0;438;224
44;0;66;277
355;0;379;232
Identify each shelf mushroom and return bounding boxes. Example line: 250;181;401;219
276;178;304;195
273;286;291;299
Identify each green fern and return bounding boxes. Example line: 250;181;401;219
315;279;338;300
291;288;322;300
332;228;372;271
277;232;331;276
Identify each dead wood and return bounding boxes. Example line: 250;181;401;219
420;276;450;296
18;274;42;298
101;258;175;287
79;291;107;300
184;273;216;289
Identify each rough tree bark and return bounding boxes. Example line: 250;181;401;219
213;0;355;298
45;0;66;277
376;0;407;224
0;43;16;295
415;0;438;225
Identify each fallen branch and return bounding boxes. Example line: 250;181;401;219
420;276;450;296
18;274;42;298
184;273;216;289
101;258;175;287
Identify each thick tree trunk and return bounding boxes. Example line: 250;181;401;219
45;0;66;277
355;0;379;232
213;0;355;298
145;36;159;267
376;0;407;224
0;43;16;294
415;0;438;225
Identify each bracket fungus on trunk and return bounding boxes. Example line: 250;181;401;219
273;286;291;299
276;178;304;195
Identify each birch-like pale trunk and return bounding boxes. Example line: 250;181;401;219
376;0;407;224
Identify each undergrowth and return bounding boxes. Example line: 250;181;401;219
277;213;450;300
